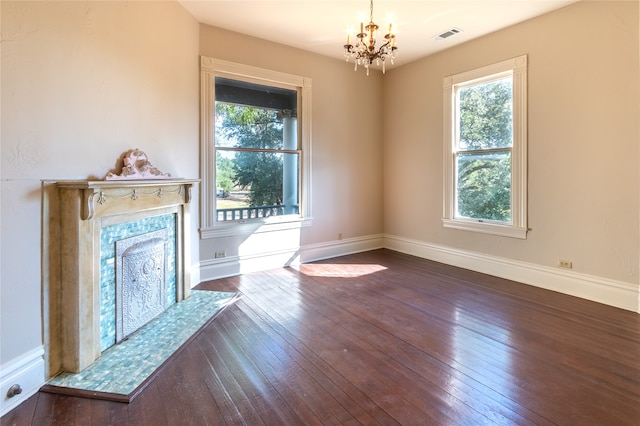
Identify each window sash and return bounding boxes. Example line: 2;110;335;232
216;146;300;155
455;149;512;223
455;76;513;152
214;150;300;222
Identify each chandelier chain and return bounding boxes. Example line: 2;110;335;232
369;0;374;23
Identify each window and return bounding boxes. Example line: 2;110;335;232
443;55;528;239
200;57;312;238
214;78;299;222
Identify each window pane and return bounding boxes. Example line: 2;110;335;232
458;77;512;150
215;103;287;150
214;77;297;150
457;151;511;222
216;151;299;222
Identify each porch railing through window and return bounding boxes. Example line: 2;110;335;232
217;205;299;222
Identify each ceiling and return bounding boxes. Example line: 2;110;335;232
179;0;580;69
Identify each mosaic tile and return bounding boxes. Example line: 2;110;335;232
47;290;237;397
99;214;177;351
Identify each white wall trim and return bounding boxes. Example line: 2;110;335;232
298;234;385;264
0;346;45;417
199;57;313;235
198;231;638;312
443;55;528;239
199;234;384;282
384;234;639;313
190;261;202;289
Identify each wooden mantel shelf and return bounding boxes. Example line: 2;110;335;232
55;179;199;220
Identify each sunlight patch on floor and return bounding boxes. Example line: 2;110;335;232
295;263;388;277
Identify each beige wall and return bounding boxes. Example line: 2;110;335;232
0;0;386;372
383;1;639;290
198;25;384;268
1;1;199;365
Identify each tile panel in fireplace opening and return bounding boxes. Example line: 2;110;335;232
100;214;177;352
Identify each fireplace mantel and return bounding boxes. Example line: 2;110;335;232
56;179;196;220
42;179;198;376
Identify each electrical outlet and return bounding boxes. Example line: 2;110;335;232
214;250;226;259
558;259;573;269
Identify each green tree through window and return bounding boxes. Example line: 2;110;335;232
215;152;234;194
215;104;285;207
456;77;512;222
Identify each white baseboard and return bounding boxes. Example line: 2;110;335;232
200;249;296;281
189;261;201;289
199;234;384;282
0;346;45;417
299;234;384;264
384;234;639;313
198;232;638;312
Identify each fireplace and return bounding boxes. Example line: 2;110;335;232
42;179;198;377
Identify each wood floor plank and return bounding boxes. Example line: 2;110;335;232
29;393;90;426
235;272;482;425
0;391;38;426
263;273;551;425
195;328;268;425
234;297;402;425
222;303;374;425
192;334;250;425
214;307;334;425
88;398;128;426
290;274;540;424
157;343;227;425
293;253;640;424
4;249;640;425
126;381;170;425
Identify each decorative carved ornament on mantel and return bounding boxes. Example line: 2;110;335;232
56;149;196;220
106;148;172;180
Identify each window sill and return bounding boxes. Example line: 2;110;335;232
200;216;312;239
442;218;527;239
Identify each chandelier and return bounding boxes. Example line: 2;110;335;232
343;0;398;76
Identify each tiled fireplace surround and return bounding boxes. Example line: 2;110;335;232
42;179;198;378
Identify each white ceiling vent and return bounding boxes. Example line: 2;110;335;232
433;27;463;41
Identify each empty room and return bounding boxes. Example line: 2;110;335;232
1;1;639;424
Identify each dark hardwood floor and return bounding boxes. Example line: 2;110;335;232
4;249;640;425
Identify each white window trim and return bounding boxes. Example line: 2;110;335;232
442;55;528;239
200;57;312;239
